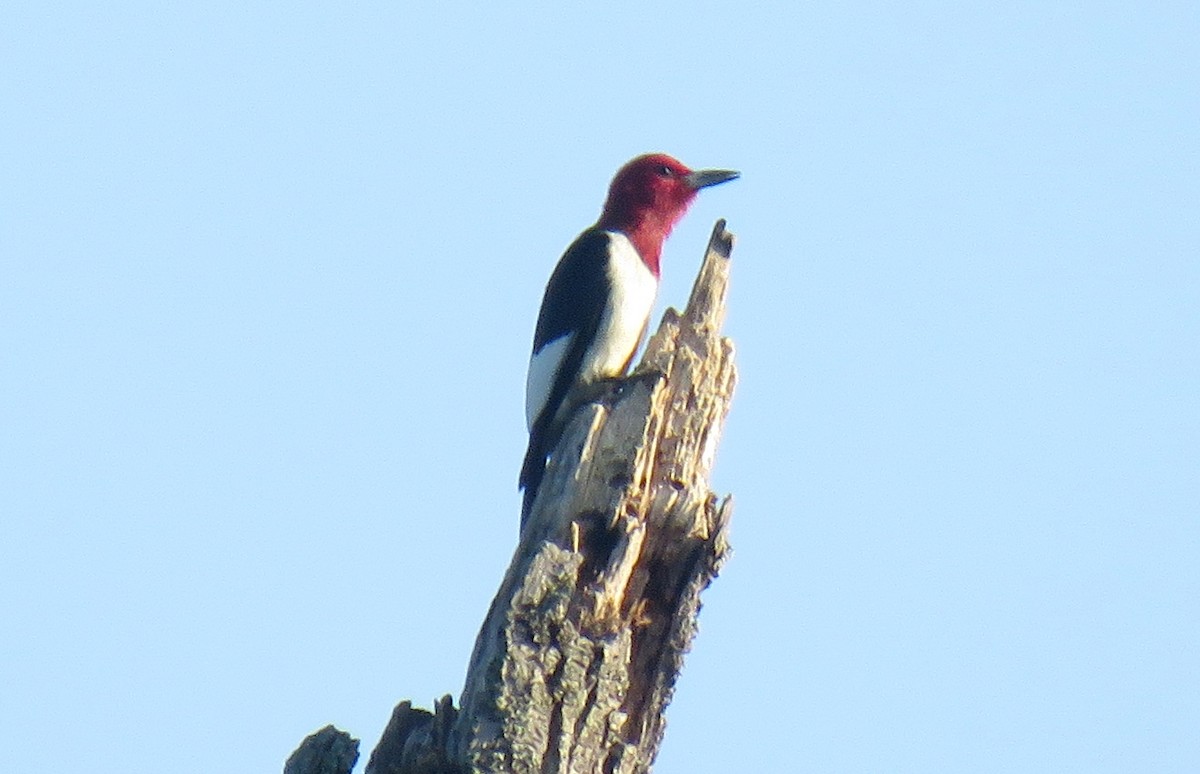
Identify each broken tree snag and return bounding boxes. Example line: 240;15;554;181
352;220;738;774
445;219;739;774
298;222;738;774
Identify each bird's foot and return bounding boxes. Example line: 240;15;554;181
568;370;667;417
601;369;666;404
624;368;667;393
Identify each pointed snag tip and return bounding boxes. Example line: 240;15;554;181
707;219;734;259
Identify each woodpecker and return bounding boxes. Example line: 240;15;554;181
520;153;738;525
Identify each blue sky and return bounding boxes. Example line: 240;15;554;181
2;2;1197;772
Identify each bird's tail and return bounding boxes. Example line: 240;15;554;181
519;430;548;528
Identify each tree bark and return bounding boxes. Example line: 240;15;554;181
286;725;359;774
289;220;738;774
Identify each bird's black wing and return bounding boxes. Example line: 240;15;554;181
520;228;613;522
531;228;611;354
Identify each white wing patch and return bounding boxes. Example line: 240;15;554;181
526;333;572;430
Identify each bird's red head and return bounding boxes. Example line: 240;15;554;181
597;153;738;275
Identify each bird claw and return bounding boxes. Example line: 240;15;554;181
625;368;666;391
604;369;666;403
573;370;664;411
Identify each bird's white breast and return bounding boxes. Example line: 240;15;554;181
580;231;657;382
524;231;657;431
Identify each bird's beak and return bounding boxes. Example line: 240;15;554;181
685;168;740;190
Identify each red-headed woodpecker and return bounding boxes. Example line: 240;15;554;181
520;153;738;524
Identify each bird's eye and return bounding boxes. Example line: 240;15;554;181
657;164;673;177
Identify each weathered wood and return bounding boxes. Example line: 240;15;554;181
285;725;359;774
366;697;460;774
292;221;737;774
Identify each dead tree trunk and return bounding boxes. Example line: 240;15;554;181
288;220;738;774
